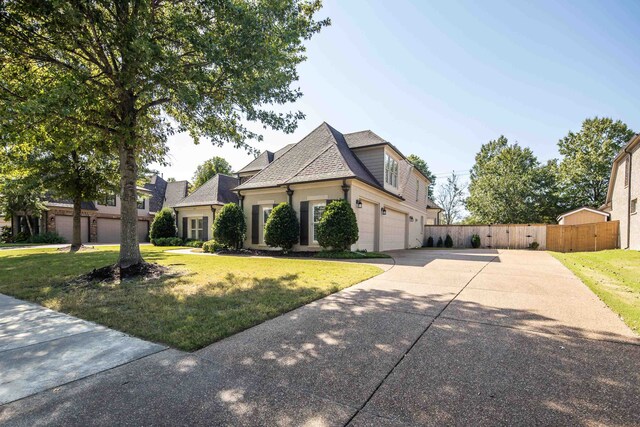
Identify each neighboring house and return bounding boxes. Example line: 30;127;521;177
556;207;609;225
234;122;433;251
173;174;239;241
10;175;189;244
426;197;443;225
601;134;640;249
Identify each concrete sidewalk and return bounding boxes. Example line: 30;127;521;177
1;249;638;426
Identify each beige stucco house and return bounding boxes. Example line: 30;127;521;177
601;134;640;249
234;122;433;251
556;207;609;225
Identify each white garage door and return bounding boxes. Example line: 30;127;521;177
97;219;149;243
382;209;406;251
56;215;89;243
356;200;376;252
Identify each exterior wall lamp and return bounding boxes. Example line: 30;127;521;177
409;216;414;222
356;199;363;208
381;207;387;216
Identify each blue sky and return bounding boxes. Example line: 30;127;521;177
155;0;640;184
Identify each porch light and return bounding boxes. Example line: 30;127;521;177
356;199;363;208
409;216;414;222
381;207;387;216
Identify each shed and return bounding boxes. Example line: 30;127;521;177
557;207;609;225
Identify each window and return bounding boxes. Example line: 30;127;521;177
312;203;326;243
384;153;398;187
632;199;637;215
137;198;145;209
416;179;420;201
263;207;273;228
190;218;203;240
101;195;116;206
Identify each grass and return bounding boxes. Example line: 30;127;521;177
551;249;640;334
0;243;46;248
314;250;391;259
0;245;382;351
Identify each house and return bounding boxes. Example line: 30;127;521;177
10;175;189;243
173;174;239;241
601;133;640;249
426;197;443;225
556;207;609;225
234;122;433;251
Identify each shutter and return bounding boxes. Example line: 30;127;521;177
300;201;309;245
251;205;259;244
202;216;208;241
182;217;188;240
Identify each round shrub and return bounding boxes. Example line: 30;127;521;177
152;237;184;246
316;200;359;251
471;234;481;248
444;234;453;248
212;203;246;250
436;236;444;247
150;208;177;243
425;236;434;247
264;203;299;252
202;239;223;253
529;241;540;250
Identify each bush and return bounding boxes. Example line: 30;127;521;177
150;208;177;243
316;200;359;251
26;232;66;244
202;239;223;253
1;226;12;243
184;239;204;248
213;203;246;250
444;234;453;248
425;236;434;247
529;241;540;250
436;236;444;247
264;203;299;252
471;234;481;248
153;237;184;246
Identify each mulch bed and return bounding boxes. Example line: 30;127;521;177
76;262;169;284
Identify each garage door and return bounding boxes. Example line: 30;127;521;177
56;215;89;243
382;209;406;251
356;200;376;252
97;219;149;243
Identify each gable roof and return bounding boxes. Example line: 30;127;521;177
234;123;383;192
557;207;610;221
163;180;189;208
602;134;640;208
237;144;295;174
174;174;239;208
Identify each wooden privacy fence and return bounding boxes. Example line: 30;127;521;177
546;221;619;252
424;224;547;250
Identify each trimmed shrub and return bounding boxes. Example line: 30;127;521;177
153;237;184;246
264;203;299;252
444;234;453;248
212;203;246;250
184;239;205;248
1;226;12;243
425;236;434;247
436;236;444;247
471;234;481;248
529;241;540;250
317;200;359;251
27;232;66;244
150;208;177;243
202;239;223;253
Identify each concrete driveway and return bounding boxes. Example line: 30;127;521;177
1;249;639;426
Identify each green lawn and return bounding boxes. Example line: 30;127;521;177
551;250;640;334
0;246;382;351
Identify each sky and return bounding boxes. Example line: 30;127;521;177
153;0;640;185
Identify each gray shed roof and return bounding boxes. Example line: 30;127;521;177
174;174;239;208
234;123;382;191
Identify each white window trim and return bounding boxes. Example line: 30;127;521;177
190;218;203;240
311;202;326;244
261;206;273;244
384;153;398;188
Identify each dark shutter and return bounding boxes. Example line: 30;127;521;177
182;217;188;240
202;216;208;241
300;201;309;245
251;205;259;244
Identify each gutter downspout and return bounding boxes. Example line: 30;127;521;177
626;148;633;249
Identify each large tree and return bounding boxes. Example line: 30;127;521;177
557;117;634;208
0;0;328;270
435;171;466;225
466;136;556;224
407;154;436;197
192;156;233;190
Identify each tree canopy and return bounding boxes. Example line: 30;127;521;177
191;157;233;190
557;117;634;209
0;0;328;269
435;172;466;225
407;154;436;197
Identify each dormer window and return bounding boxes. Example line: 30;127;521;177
384;153;398;188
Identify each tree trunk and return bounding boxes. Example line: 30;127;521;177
71;194;82;251
118;143;142;269
25;215;34;236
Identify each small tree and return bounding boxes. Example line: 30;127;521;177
264;203;299;253
426;236;434;247
212;203;246;250
444;234;454;248
317;200;359;251
436;237;444;247
471;234;481;248
150;208;177;243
